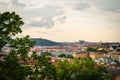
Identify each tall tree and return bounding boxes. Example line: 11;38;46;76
0;12;23;51
0;12;57;80
0;12;32;80
0;50;31;80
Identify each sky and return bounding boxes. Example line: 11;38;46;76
0;0;120;42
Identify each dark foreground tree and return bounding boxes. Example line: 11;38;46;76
0;12;33;80
0;12;57;80
0;12;23;51
9;35;35;61
0;50;31;80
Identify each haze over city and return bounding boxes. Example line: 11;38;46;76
0;0;120;42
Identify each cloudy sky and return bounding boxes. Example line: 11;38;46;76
0;0;120;42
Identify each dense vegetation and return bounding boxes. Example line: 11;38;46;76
0;12;113;80
87;47;107;53
57;58;112;80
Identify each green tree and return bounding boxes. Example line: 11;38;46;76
29;54;57;80
0;12;23;51
41;52;52;56
57;58;113;80
57;60;71;80
0;50;31;80
66;54;74;59
0;12;33;80
87;47;97;52
9;35;35;61
58;53;66;58
58;54;73;59
0;12;57;80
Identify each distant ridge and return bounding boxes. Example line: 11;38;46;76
30;38;62;46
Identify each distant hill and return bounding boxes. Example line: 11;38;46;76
30;38;62;46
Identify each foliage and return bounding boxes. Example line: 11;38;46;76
58;53;66;58
0;12;24;51
0;12;31;80
29;54;57;80
58;53;73;59
57;58;113;80
0;11;58;80
41;52;52;56
87;47;107;53
9;35;35;61
66;54;74;59
0;51;31;80
87;47;97;52
0;36;34;80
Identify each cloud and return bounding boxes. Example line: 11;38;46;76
0;0;26;12
10;0;25;6
93;0;120;12
73;3;91;11
0;2;9;12
0;0;66;29
1;0;119;30
57;15;66;24
8;0;26;13
30;17;55;28
109;26;114;29
30;15;66;28
28;5;66;28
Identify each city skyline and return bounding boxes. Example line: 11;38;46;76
0;0;120;42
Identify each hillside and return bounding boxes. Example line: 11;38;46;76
30;38;62;46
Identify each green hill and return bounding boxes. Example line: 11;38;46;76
30;38;62;46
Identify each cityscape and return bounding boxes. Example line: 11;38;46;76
0;0;120;80
1;38;120;79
